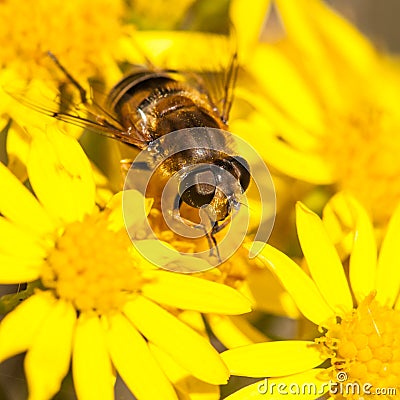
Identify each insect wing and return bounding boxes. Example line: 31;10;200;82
5;78;148;149
131;30;239;123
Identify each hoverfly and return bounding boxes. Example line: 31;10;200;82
12;42;251;260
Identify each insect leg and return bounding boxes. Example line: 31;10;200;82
221;52;239;123
211;216;231;235
206;229;222;262
47;51;88;104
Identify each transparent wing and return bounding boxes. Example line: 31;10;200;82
5;74;148;150
131;30;239;124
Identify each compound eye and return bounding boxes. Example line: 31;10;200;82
231;156;251;192
179;168;216;208
214;156;251;193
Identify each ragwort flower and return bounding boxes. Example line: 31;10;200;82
221;194;400;399
232;0;400;226
0;0;128;180
0;127;252;400
0;0;126;81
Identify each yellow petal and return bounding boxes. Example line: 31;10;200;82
245;242;334;325
0;292;55;363
322;192;356;257
133;240;212;272
73;314;115;400
245;266;300;318
224;368;327;399
376;202;400;307
129;31;232;72
296;202;353;314
177;310;207;334
0;253;41;283
27;126;96;223
141;271;252;315
149;343;220;400
234;87;321;151
249;45;325;136
207;315;269;349
0;161;55;236
5;121;30;181
123;296;229;385
0;216;46;259
221;341;324;377
230;0;271;59
25;299;76;400
346;196;377;304
239;124;334;184
106;313;178;400
108;190;152;231
275;0;376;87
90;161;114;208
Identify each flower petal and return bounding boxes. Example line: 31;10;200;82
221;341;324;377
223;368;327;399
123;296;229;385
149;343;220;400
322;192;356;258
234;116;334;184
376;203;400;307
5;121;30;182
0;292;55;362
347;196;377;303
73;314;115;400
274;0;376;88
106;313;178;400
206;315;269;349
0;161;55;236
108;190;153;231
249;45;326;136
131;31;232;72
296;202;353;314
0;253;41;283
234;87;321;151
132;238;214;273
25;299;76;400
245;242;334;325
141;271;252;315
230;0;271;59
245;266;300;318
0;216;46;259
28;126;96;223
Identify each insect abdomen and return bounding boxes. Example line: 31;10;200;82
108;67;225;143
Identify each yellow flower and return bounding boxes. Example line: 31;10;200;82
0;0;125;82
0;126;252;400
1;4;290;356
0;0;128;179
125;0;196;30
232;0;400;226
221;194;400;399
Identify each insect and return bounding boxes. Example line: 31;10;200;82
13;48;250;259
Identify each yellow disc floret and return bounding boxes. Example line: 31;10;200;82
42;212;144;315
324;106;400;225
317;293;400;398
0;0;125;80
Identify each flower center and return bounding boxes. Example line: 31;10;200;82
41;212;145;314
317;294;400;396
324;105;400;225
0;0;125;80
